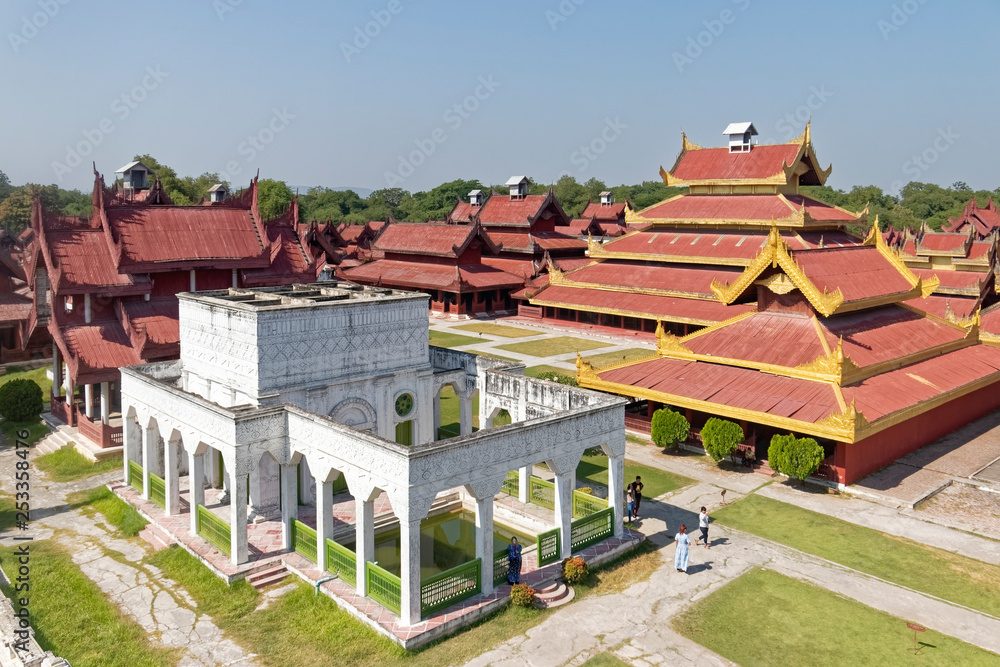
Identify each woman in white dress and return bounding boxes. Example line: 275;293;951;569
674;523;691;573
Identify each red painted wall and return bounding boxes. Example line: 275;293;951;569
836;382;1000;485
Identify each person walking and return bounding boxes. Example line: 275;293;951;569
506;536;522;584
694;506;711;548
625;485;635;524
630;476;644;519
674;524;691;573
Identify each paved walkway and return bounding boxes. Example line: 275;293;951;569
0;444;259;666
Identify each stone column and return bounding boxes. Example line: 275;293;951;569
315;475;333;572
189;449;205;535
230;466;249;565
164;437;180;516
548;452;584;558
280;463;299;552
432;390;441;439
465;477;505;597
459;391;473;436
100;382;110;425
355;495;376;596
518;465;532;505
142;425;158;500
84;384;94;419
123;416;140;487
399;514;424;626
298;461;314;506
51;344;61;399
608;452;625;538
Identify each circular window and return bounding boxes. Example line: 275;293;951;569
395;393;414;417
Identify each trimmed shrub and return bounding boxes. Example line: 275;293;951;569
769;434;825;483
651;408;690;451
768;434;797;474
0;379;43;422
701;417;744;463
562;556;589;584
510;583;536;607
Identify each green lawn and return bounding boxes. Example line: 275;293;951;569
436;385;480;438
453;322;538;338
495;336;612;358
576;451;693;499
675;568;999;666
35;446;120;482
714;494;1000;618
582;348;655;369
0;493;15;532
429;330;486;348
0;541;175;667
581;653;629;667
524;364;576;381
0;365;52;400
1;418;49;447
67;486;148;537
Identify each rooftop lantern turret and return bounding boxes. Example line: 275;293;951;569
506;176;529;201
208;183;229;203
469;189;484;206
600;191;614;206
723;122;758;153
114;160;153;198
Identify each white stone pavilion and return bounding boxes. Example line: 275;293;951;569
119;282;626;627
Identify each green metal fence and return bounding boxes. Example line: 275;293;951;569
128;460;143;493
572;489;607;519
420;558;481;617
571;507;614;553
196;504;231;555
292;519;317;562
148;472;166;508
537;527;561;566
365;561;401;615
325;538;356;587
528;476;555;510
500;470;519;496
493;548;510;586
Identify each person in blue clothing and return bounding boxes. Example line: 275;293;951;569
506;536;523;584
674;524;691;573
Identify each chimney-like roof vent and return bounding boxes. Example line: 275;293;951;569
599;191;613;205
469;189;484;206
723;122;758;153
506;176;529;201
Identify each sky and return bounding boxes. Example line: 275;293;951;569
2;0;998;196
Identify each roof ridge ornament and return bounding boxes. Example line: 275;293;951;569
575;353;600;383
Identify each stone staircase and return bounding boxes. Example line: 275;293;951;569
138;522;174;551
33;424;76;456
533;581;574;609
247;564;290;590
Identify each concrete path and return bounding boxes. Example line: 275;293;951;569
0;443;259;666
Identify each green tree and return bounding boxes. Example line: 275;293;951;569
552;175;589;218
700;417;744;464
770;435;824;483
0;379;43;421
650;408;690;451
767;433;796;475
0;170;12;203
256;179;294;221
130;155;227;205
404;179;483;221
299;187;368;221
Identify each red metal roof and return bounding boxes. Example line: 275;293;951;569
242;224;322;288
563;261;742;297
917;233;968;253
670;144;802;182
530;284;754;325
50;316;143;385
449;201;478;223
843;344;1000;422
982;303;1000;334
602;228;857;262
597;222;626;237
0;290;32;325
373;223;475;257
794;246;914;302
598;356;841;424
43;221;150;295
904;294;978;320
912;268;983;291
637;194;856;223
342;259;522;291
566;219;599;235
480;256;537;280
784;195;860;222
478;195;549;227
552;257;593;271
107;206;266;269
684;311;826;367
533;232;588;251
120;297;179;359
580;201;626;222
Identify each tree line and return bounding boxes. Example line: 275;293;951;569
1;155;997;234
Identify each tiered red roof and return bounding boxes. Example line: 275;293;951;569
943;198;1000;237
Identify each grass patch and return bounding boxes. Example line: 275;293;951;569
474;352;518;362
35;446;120;482
577;451;694;498
524;364;575;380
453;322;537;338
0;541;175;666
626;434;649;445
675;568;999;666
575;539;660;598
67;486;147;537
1;419;49;448
436;385;480;438
429;330;485;348
583;348;655;368
0;365;52;400
714;494;1000;617
581;654;629;667
495;336;612;358
0;493;16;532
148;545;549;667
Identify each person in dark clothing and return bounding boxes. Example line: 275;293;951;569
506;536;522;584
629;476;644;519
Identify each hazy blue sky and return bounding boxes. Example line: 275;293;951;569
2;0;997;195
